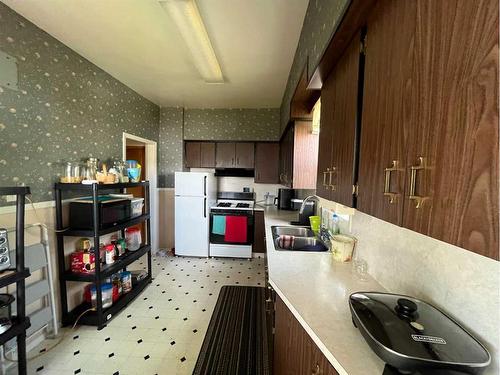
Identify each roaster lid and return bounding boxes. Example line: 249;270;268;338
349;292;490;366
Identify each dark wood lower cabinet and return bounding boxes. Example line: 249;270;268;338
252;211;266;253
274;296;339;375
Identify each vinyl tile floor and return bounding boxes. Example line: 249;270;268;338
24;253;266;375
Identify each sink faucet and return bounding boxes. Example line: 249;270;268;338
299;195;319;215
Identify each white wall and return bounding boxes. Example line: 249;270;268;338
319;198;500;374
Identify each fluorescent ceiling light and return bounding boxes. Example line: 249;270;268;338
160;0;224;84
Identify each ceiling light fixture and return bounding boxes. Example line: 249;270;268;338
160;0;224;84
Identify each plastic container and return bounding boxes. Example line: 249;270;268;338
331;214;340;235
121;271;132;294
125;227;142;251
90;283;113;309
104;244;115;265
309;216;321;234
331;234;357;262
131;198;144;218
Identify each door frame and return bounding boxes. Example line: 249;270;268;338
122;132;159;253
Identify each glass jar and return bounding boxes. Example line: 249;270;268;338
85;158;99;180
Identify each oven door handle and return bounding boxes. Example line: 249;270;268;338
204;198;207;218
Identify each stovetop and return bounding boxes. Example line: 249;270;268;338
212;191;255;211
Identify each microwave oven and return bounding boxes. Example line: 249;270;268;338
69;197;131;229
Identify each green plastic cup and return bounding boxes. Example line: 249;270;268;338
309;216;321;234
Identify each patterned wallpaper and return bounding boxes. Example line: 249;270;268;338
0;3;160;203
184;108;280;141
158;107;183;188
280;0;349;134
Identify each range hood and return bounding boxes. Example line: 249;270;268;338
214;168;255;177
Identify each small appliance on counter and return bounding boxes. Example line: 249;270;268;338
276;188;295;210
0;229;12;272
349;292;491;374
0;293;14;334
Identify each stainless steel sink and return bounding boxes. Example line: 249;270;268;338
272;226;314;237
271;226;328;252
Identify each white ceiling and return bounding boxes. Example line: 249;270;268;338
2;0;308;108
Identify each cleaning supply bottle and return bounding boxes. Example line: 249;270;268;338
332;213;340;235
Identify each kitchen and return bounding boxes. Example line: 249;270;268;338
0;1;498;375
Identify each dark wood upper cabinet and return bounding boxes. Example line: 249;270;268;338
355;0;498;259
255;142;279;183
316;34;360;207
280;121;319;189
357;0;415;225
200;142;216;168
402;0;499;258
216;142;236;168
185;142;201;168
185;142;215;168
235;142;255;168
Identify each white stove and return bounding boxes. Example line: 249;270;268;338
209;192;255;258
213;200;254;210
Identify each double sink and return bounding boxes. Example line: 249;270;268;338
272;226;328;252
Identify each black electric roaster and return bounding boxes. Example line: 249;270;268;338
349;292;491;374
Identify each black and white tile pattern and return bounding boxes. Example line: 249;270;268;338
27;254;265;375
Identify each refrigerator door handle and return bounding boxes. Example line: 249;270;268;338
204;198;207;218
204;176;207;196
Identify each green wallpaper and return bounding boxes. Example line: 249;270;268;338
158;107;280;188
0;3;160;203
158;107;183;188
280;0;350;134
184;108;280;141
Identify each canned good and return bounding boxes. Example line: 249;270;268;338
121;271;132;294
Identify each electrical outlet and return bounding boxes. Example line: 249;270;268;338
5;195;16;202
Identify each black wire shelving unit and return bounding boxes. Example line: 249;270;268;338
54;182;152;330
0;187;32;375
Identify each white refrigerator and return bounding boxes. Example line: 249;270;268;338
174;172;217;257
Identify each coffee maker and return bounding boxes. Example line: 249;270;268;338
275;188;295;210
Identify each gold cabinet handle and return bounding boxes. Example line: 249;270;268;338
312;363;320;375
383;160;400;203
408;157;428;208
322;169;328;188
329;167;336;191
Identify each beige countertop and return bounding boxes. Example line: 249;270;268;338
262;206;386;375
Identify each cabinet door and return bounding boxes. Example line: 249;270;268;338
274;295;337;375
216;142;236;168
316;81;334;199
328;35;361;207
252;211;266;253
293;121;319;189
185;142;201;168
403;0;499;258
255;143;280;183
200;142;215;168
284;127;295;187
235;142;255;168
357;0;415;225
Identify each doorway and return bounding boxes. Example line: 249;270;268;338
122;133;158;253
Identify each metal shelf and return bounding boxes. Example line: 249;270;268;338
54;181;149;192
59;214;150;237
63;245;151;282
0;187;31;375
63;276;151;327
0;268;30;289
0;317;30;346
55;181;152;330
